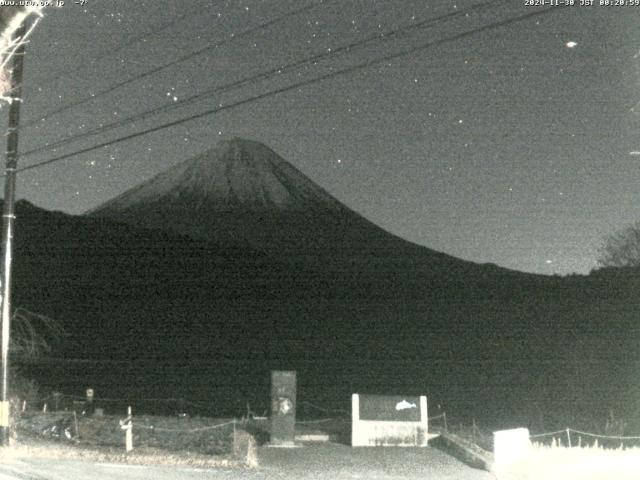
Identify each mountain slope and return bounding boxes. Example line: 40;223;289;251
15;138;640;429
87;138;496;277
92;137;345;212
9;201;640;430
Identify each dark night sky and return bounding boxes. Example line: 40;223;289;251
3;0;640;275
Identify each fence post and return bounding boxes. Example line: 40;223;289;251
566;428;572;447
126;406;133;452
53;392;62;411
73;410;79;439
472;418;477;443
443;412;448;432
119;406;133;452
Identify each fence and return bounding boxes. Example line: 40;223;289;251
14;408;258;462
530;427;640;449
19;392;230;417
493;427;640;479
16;391;455;452
34;393;640;450
19;392;358;420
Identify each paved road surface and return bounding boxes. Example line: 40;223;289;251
0;443;495;479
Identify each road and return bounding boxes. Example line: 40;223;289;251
0;443;495;479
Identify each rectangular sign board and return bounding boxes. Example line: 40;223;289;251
359;394;422;422
352;393;428;447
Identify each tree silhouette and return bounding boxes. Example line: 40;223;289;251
10;308;64;361
597;221;640;268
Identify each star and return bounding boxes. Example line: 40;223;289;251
11;0;634;275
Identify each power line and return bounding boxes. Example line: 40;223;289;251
20;0;506;158
17;5;563;175
18;4;562;173
22;1;321;131
31;3;212;89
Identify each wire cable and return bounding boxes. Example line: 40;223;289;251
22;1;321;130
135;420;236;432
17;5;564;174
20;0;507;159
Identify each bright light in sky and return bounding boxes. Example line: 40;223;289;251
17;1;640;275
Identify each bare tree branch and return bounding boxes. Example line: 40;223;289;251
597;221;640;268
10;308;64;361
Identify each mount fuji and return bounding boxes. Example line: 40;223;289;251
7;139;638;429
88;137;506;278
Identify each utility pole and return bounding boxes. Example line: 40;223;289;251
0;22;27;446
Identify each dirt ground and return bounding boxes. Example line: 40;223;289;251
255;442;494;480
9;413;495;479
0;442;495;480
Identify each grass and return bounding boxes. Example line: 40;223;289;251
7;411;258;468
494;441;640;480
